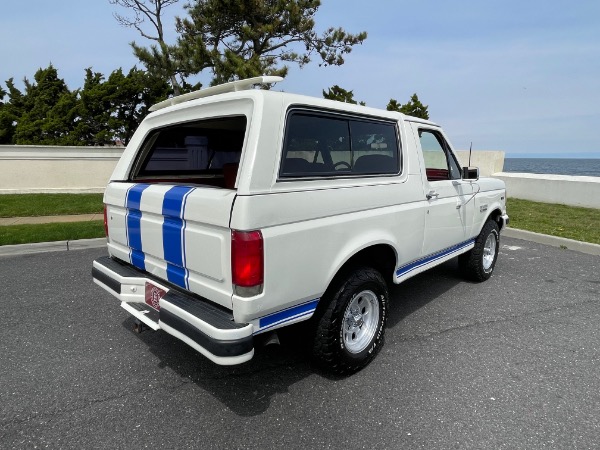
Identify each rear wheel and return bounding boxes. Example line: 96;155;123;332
312;267;388;374
459;219;500;282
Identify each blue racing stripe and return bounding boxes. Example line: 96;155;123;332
127;210;143;251
396;239;475;278
166;264;187;288
163;217;184;267
162;186;195;288
259;299;320;331
126;184;150;270
131;250;146;271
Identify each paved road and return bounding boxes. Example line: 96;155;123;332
1;238;599;449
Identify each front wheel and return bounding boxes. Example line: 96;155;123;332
312;267;388;374
459;220;500;282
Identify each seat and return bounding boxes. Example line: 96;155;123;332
353;154;395;174
282;158;312;175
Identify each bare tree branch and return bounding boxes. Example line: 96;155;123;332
109;0;182;94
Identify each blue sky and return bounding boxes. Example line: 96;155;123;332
1;0;599;157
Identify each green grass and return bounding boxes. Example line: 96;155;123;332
0;193;103;218
507;198;600;245
0;222;105;246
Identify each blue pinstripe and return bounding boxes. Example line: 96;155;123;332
396;239;475;279
258;299;320;332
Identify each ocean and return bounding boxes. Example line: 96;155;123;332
503;158;600;177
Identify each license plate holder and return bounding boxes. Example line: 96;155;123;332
145;281;167;311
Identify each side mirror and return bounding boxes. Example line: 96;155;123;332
462;166;479;181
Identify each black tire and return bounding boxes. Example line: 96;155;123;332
459;219;500;282
312;267;388;375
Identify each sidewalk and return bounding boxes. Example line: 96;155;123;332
0;213;102;226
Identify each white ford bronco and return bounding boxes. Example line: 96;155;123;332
92;76;508;374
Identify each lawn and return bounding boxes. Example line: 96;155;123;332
0;222;105;246
0;193;103;217
507;198;600;245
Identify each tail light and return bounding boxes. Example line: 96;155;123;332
103;204;109;237
231;230;264;296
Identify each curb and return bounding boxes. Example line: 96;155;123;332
0;238;106;257
503;228;600;256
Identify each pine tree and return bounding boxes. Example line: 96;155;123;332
386;94;429;119
323;85;358;104
13;65;79;145
126;0;367;87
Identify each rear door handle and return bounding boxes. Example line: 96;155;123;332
426;190;439;200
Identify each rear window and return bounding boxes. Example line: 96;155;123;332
280;111;400;178
131;116;247;182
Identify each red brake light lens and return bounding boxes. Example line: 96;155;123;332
231;230;264;288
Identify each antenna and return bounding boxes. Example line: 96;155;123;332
468;142;473;167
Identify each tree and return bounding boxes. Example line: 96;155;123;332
109;0;185;95
72;67;171;145
72;69;115;145
387;93;429;120
0;84;14;144
385;99;401;112
106;67;171;145
1;64;171;146
322;85;364;105
128;0;367;87
12;65;79;145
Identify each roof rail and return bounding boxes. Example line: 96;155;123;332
148;75;284;112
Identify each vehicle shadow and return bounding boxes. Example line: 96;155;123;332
123;259;466;417
386;259;464;328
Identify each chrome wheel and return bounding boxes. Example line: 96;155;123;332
483;232;497;271
342;290;380;354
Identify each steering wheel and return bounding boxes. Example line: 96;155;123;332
334;161;351;170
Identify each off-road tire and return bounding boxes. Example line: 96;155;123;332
459;219;500;282
312;267;388;375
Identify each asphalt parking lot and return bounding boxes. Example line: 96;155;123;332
1;236;599;449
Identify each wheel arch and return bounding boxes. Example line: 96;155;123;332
487;207;505;230
323;242;397;300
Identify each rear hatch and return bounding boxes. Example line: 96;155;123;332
104;114;248;310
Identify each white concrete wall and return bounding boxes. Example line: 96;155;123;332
455;150;505;177
0;145;124;194
1;146;599;210
494;172;600;209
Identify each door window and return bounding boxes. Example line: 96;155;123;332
419;129;461;181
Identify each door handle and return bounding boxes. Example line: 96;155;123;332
426;190;439;200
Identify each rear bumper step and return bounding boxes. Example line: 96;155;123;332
92;256;254;365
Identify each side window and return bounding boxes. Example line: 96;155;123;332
280;111;400;178
350;120;399;175
419;129;461;181
280;113;350;177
